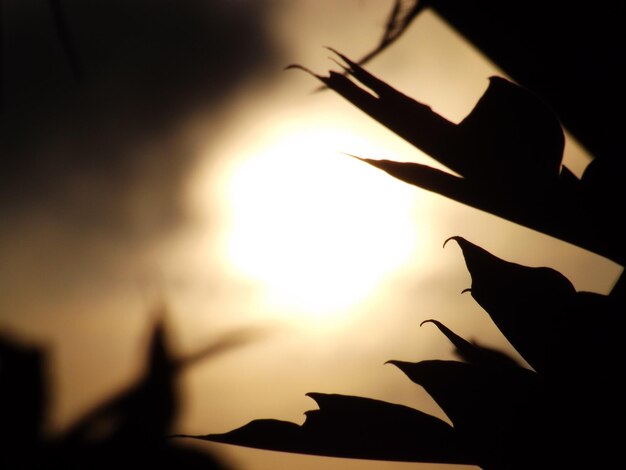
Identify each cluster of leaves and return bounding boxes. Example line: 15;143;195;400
195;235;622;468
185;49;625;469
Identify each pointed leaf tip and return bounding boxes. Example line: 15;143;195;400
443;236;463;249
304;391;324;403
284;64;318;76
323;46;356;69
447;236;576;372
341;152;369;163
328;57;351;74
385;359;409;370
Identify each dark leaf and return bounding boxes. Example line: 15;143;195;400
297;51;625;264
295;52;459;174
387;359;542;467
456;76;564;186
420;319;521;368
316;51;563;187
444;236;576;372
189;393;476;464
345;2;626;260
348;154;475;204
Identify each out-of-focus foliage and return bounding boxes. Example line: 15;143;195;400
0;316;251;469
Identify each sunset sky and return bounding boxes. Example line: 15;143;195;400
1;2;622;469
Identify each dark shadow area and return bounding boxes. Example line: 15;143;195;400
0;0;277;239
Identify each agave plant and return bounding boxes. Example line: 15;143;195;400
188;235;621;468
182;48;625;469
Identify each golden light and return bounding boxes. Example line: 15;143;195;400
212;120;421;321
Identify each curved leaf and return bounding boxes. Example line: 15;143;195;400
315;51;563;188
387;359;542;467
349;156;476;204
445;236;576;371
386;360;539;430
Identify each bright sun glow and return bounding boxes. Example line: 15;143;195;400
210;121;421;320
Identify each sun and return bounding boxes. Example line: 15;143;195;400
206;120;422;322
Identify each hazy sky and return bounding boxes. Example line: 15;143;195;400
1;2;622;469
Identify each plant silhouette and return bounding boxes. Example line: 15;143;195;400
183;45;625;469
3;3;623;468
354;1;625;186
188;235;622;468
292;49;624;265
357;0;626;266
0;308;260;469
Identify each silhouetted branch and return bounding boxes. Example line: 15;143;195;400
352;1;427;69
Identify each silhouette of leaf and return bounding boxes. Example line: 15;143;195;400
293;51;625;265
420;319;521;368
188;393;476;464
347;154;476;204
444;236;623;379
329;1;626;196
443;236;577;372
208;8;626;467
387;359;541;468
330;4;626;269
387;359;539;429
192;237;622;467
311;51;563;186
